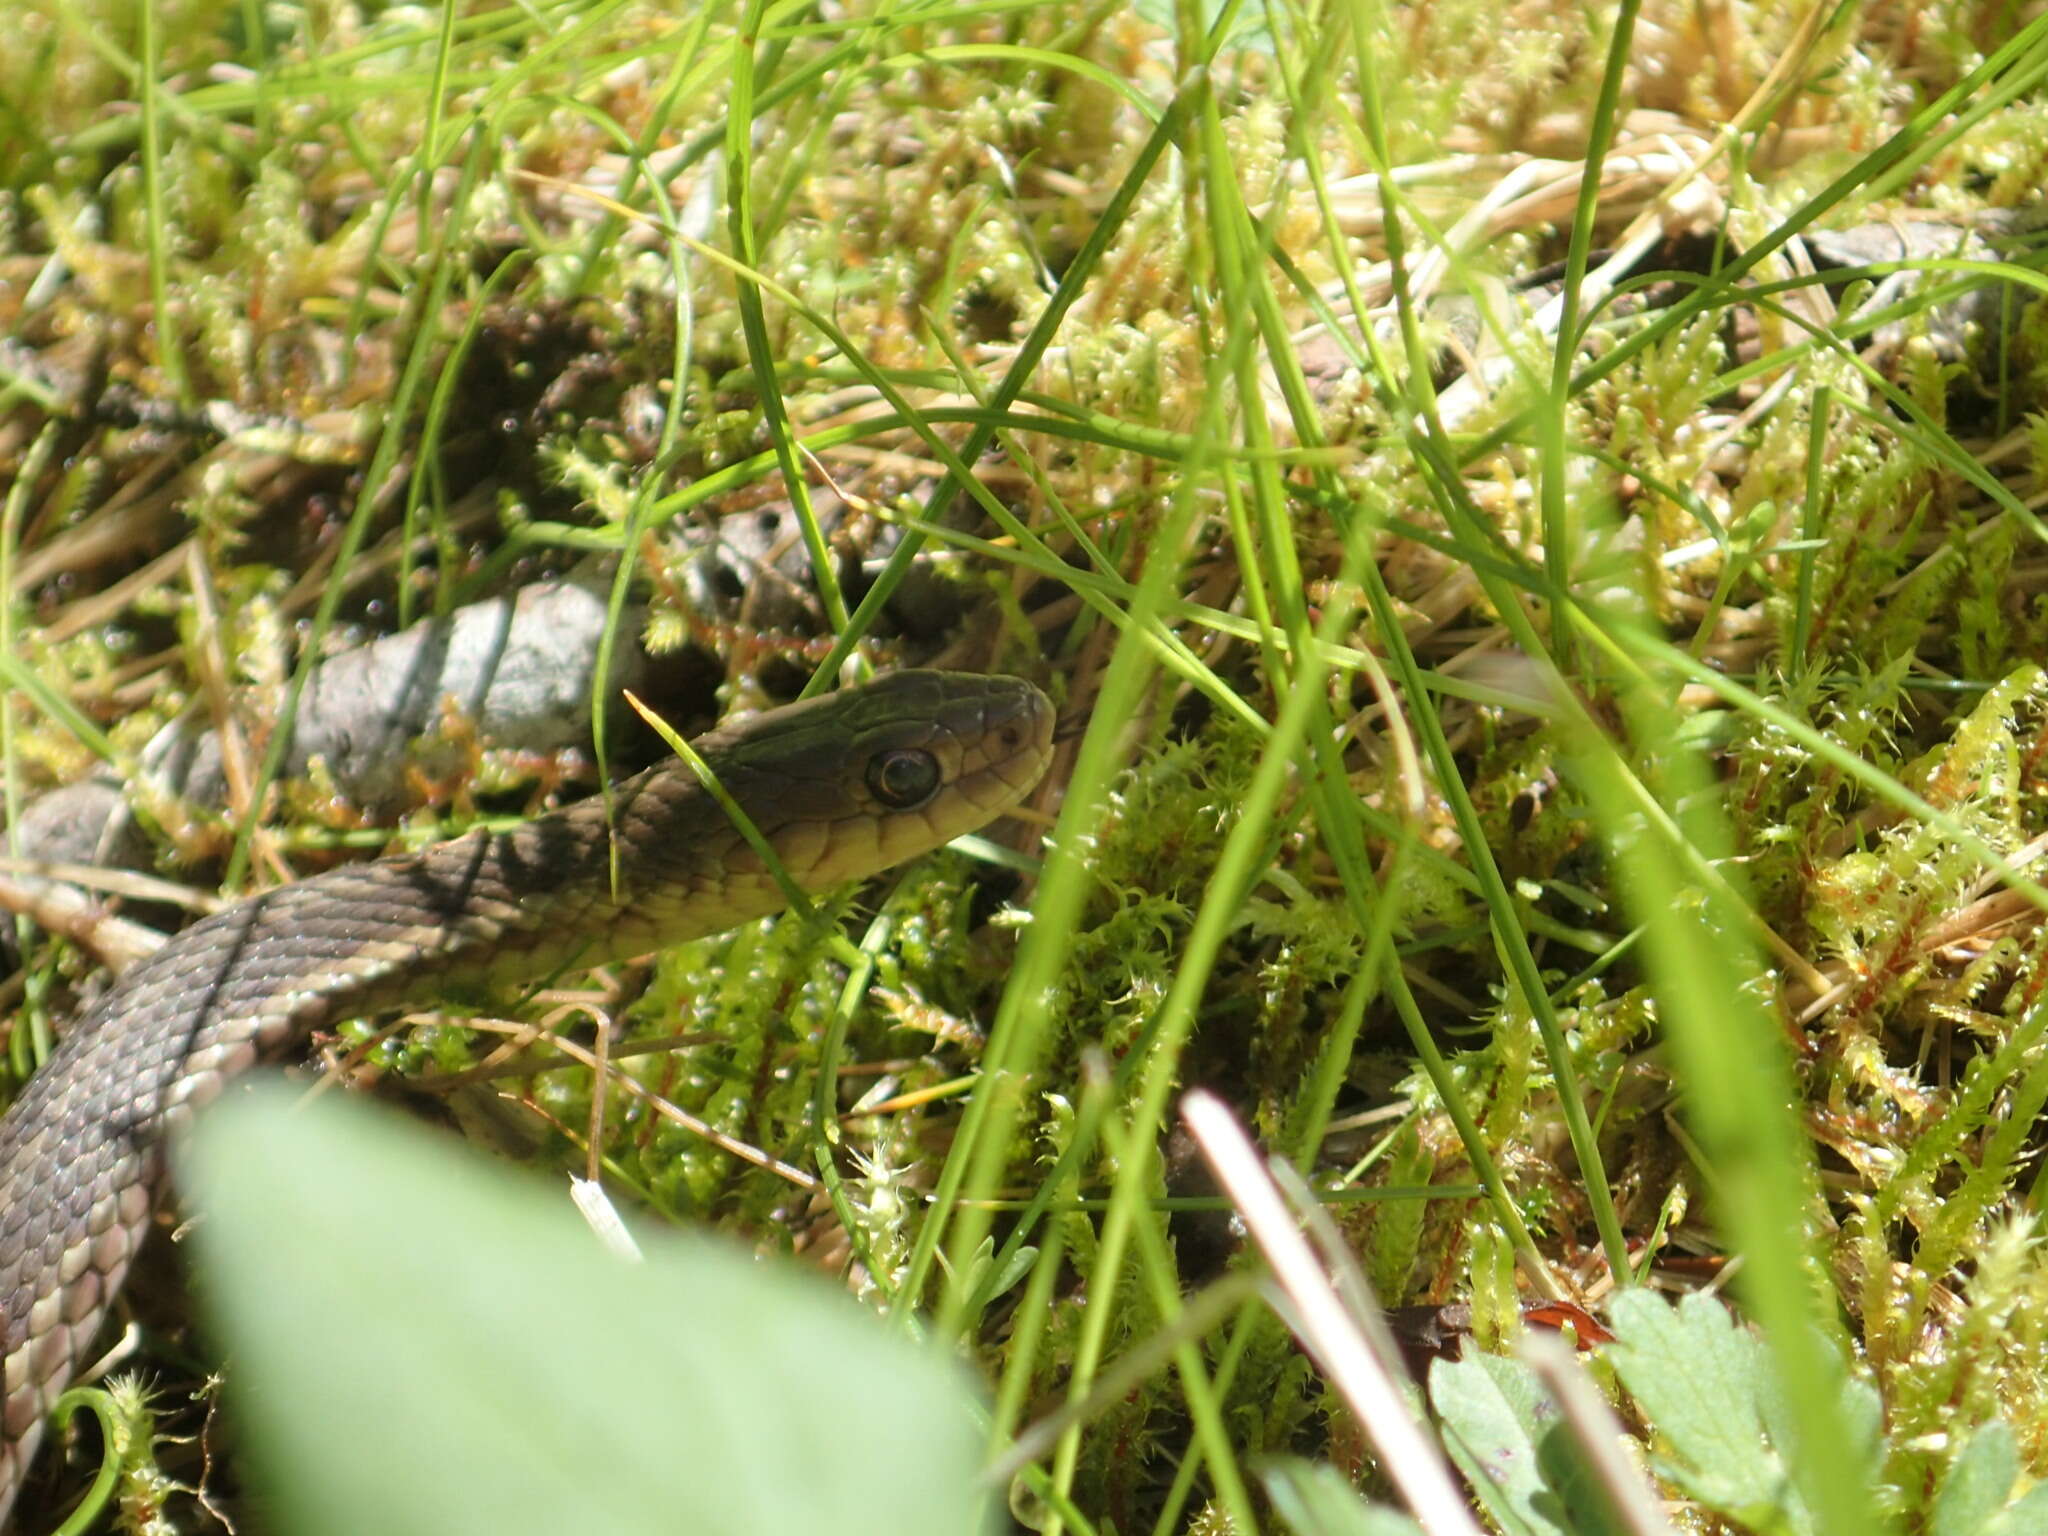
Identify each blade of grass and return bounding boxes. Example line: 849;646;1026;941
1571;614;1890;1536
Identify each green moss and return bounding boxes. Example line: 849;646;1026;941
11;0;2048;1529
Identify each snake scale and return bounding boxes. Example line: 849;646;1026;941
0;669;1054;1523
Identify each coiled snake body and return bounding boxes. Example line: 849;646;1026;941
0;670;1054;1521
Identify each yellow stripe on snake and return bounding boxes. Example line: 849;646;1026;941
0;670;1054;1522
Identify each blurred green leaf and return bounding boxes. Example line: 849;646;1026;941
1260;1456;1424;1536
1431;1351;1557;1536
1931;1420;2048;1536
1429;1351;1630;1536
182;1084;995;1536
1604;1290;1883;1536
1986;1485;2048;1536
1605;1289;1794;1529
1935;1421;2019;1536
1130;0;1284;53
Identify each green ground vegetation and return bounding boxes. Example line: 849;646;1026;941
7;0;2048;1532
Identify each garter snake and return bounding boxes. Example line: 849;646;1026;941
0;669;1054;1522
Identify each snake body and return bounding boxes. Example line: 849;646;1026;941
0;669;1053;1521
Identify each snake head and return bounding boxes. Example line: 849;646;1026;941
635;670;1055;901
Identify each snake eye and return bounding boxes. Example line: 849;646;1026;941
866;747;941;809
